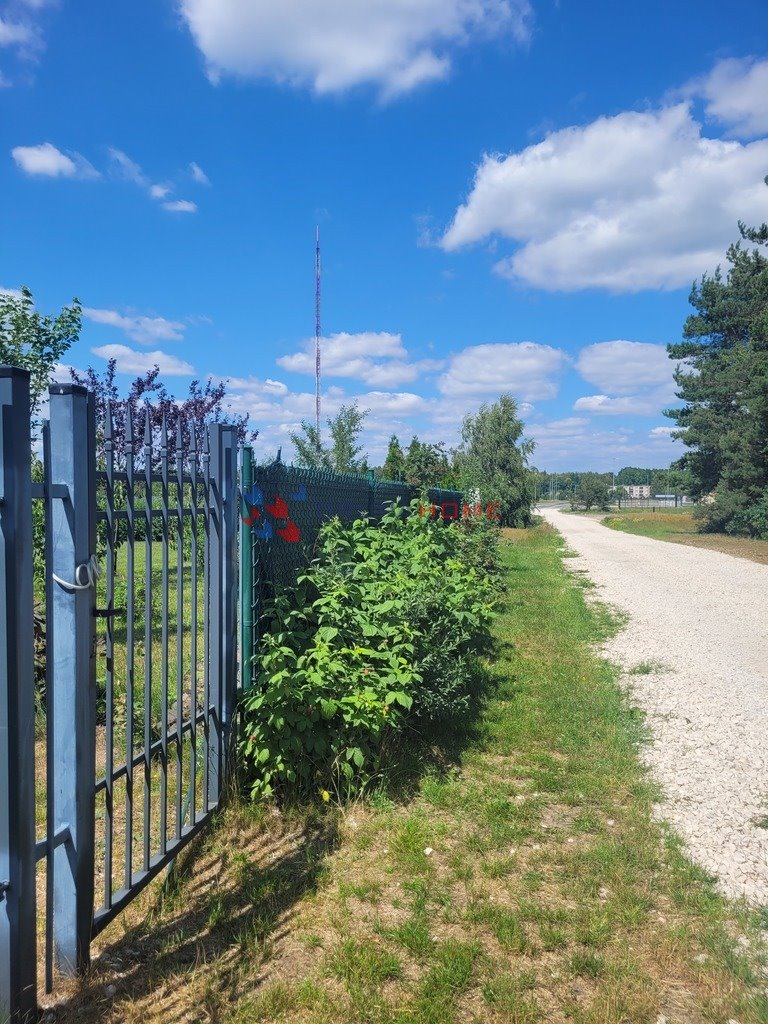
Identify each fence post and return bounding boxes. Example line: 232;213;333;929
220;426;238;750
0;366;37;1023
207;424;238;802
48;383;97;975
240;445;253;692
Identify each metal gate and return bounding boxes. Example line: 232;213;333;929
0;367;239;1022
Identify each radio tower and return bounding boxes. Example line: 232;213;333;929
315;226;321;440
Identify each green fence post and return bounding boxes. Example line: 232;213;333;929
240;445;253;691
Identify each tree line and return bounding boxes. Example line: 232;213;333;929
290;393;536;527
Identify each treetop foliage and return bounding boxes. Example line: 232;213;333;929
70;359;256;469
291;401;369;474
0;285;81;419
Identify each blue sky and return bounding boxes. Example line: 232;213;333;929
2;0;767;471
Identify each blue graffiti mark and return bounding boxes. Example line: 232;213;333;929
290;484;307;502
254;520;273;540
243;484;264;507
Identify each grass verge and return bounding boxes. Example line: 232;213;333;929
601;508;768;565
51;524;768;1023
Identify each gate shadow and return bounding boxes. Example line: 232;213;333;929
48;805;339;1023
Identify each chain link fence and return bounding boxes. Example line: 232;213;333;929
239;455;463;684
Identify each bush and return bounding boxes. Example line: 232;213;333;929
240;500;497;799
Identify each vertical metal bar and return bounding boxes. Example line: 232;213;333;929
175;422;184;840
240;445;253;692
206;425;222;808
142;410;152;873
0;366;37;1023
48;382;97;976
202;428;211;812
103;404;114;911
159;417;169;854
189;424;198;826
42;422;54;995
124;406;135;889
220;426;238;756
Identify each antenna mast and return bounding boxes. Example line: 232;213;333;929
315;226;321;440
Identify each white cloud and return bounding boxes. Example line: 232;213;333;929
190;161;210;185
573;340;679;417
11;142;98;179
278;331;442;387
573;386;675;417
441;100;768;292
650;426;676;437
438;342;567;400
179;0;532;98
0;16;33;47
0;1;55;83
577;340;675;395
108;147;148;187
91;344;194;377
162;198;197;213
108;148;198;212
684;57;768;138
84;307;187;345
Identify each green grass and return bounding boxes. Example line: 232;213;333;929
602;507;698;542
54;524;768;1024
601;507;768;565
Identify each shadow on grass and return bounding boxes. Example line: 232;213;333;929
372;648;510;806
51;804;340;1023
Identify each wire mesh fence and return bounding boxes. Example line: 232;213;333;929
239;455;463;678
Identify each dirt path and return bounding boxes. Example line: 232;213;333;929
540;506;768;904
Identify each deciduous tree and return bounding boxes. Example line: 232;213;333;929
458;394;535;527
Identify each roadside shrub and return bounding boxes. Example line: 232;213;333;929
240;500;496;799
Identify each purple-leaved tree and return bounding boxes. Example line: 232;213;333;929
70;359;257;469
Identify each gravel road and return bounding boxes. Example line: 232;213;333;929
540;506;768;904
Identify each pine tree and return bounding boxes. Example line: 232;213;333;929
666;211;768;536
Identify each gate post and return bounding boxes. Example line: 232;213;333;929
219;426;238;754
208;424;239;804
48;384;97;974
240;445;253;692
0;367;37;1023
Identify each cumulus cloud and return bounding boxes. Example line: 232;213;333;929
12;142;99;179
278;332;442;387
179;0;532;98
573;340;679;417
84;307;187;345
91;344;194;377
577;340;676;394
438;342;567;400
684;56;768;138
650;425;676;437
441;100;768;292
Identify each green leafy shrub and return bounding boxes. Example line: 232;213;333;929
240;500;497;799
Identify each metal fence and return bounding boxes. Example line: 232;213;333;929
0;368;239;1022
1;367;464;1021
239;451;463;688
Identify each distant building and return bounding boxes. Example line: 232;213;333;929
624;484;651;498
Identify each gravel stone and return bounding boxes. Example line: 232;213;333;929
541;508;768;903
